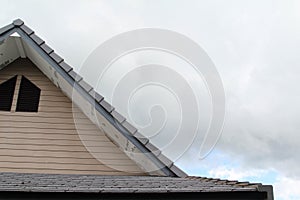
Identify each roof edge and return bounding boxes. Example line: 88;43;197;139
258;185;274;200
0;24;15;36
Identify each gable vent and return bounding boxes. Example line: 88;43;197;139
16;76;41;112
0;75;17;111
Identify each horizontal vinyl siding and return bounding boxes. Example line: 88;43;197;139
0;59;144;175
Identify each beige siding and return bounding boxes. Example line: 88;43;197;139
0;59;145;175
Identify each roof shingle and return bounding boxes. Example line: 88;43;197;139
0;172;263;193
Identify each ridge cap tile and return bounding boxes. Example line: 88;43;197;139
111;110;126;123
89;90;104;103
13;19;24;27
78;79;93;93
157;153;173;168
122;121;138;135
30;33;45;45
99;99;114;113
145;142;161;156
40;43;54;54
59;61;73;73
20;24;34;35
134;132;149;145
49;52;64;64
68;70;83;82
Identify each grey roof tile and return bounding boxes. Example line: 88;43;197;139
20;24;34;35
40;43;53;54
100;100;114;113
30;34;45;45
59;61;73;73
50;52;64;63
122;121;137;135
89;90;104;103
157;153;173;168
78;80;93;93
13;19;24;27
68;70;83;82
111;110;126;123
134;132;149;145
0;172;266;194
145;142;161;156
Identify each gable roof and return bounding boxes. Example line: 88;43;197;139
0;19;274;199
0;18;184;177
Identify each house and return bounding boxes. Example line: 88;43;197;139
0;19;273;200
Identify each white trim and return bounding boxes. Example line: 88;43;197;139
14;37;26;58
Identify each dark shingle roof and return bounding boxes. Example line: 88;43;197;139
0;172;263;193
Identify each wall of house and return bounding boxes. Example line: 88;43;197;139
0;58;145;175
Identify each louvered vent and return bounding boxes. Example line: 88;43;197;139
16;76;41;112
0;75;17;111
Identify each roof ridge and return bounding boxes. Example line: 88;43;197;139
2;18;187;177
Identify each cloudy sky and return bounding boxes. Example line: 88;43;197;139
1;0;300;199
